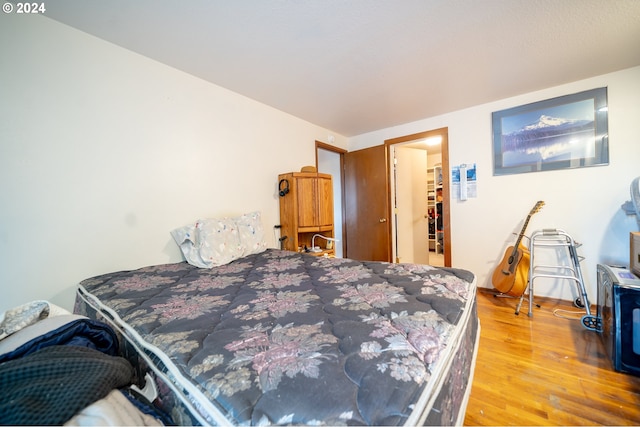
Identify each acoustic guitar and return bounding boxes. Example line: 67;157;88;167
492;201;545;297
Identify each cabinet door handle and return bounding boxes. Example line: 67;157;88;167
379;218;387;223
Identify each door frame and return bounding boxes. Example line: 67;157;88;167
385;128;451;266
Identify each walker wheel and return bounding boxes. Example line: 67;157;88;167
581;315;601;332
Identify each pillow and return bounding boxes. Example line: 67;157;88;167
236;211;268;255
195;217;244;267
171;211;267;268
170;224;210;268
0;300;71;341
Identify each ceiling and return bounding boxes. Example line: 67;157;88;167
44;0;640;137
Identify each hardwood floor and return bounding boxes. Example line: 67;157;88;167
464;289;640;426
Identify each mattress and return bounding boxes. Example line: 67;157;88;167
74;249;479;425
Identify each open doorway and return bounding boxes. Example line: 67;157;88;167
316;141;346;258
385;128;450;267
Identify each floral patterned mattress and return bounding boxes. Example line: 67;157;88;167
74;249;479;426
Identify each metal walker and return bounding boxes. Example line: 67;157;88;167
516;229;595;329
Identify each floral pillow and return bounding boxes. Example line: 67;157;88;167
171;211;267;268
195;217;244;267
170;224;209;268
236;211;268;255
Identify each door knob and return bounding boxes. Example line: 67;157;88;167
379;218;387;223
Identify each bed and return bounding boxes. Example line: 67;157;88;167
73;247;479;426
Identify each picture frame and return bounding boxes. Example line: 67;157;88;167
492;87;609;176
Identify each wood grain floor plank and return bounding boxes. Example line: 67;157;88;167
464;289;640;426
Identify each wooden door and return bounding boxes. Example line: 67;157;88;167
317;174;334;228
344;145;391;262
296;175;317;228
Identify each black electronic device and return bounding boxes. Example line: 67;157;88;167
278;179;290;197
597;264;640;376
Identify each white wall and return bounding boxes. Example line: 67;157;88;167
0;15;347;312
349;66;640;303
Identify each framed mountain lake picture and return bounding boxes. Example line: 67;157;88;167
492;87;609;176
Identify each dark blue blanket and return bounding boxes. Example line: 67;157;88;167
0;318;119;364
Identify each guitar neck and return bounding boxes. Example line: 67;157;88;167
501;201;544;275
510;214;532;256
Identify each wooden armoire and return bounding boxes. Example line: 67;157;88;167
278;172;334;256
